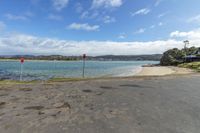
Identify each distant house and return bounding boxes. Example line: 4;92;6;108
185;48;200;62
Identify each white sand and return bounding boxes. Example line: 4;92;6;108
135;66;194;76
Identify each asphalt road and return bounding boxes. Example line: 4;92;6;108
0;75;200;133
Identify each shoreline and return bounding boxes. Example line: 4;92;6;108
0;67;197;84
0;62;196;82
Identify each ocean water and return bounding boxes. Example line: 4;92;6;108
0;60;158;81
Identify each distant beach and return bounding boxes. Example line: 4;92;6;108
135;66;194;76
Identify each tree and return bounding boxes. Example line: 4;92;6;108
160;47;199;66
160;48;185;66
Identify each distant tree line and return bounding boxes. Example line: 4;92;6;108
0;54;162;61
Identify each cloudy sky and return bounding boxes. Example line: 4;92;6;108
0;0;200;55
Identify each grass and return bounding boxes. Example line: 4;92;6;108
48;77;91;82
0;80;39;85
0;77;95;85
178;62;200;72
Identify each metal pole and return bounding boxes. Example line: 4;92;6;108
183;40;189;62
82;58;85;78
20;63;23;81
184;43;187;62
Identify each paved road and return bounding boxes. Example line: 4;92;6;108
0;75;200;133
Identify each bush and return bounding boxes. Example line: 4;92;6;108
160;47;199;66
178;62;200;72
160;48;185;66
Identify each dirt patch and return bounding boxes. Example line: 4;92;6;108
56;102;71;109
19;88;32;91
96;92;104;96
0;93;9;97
0;102;6;108
100;86;116;90
120;84;143;88
38;111;45;115
0;113;5;116
84;104;94;110
24;106;44;110
82;89;92;93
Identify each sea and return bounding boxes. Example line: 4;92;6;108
0;60;158;81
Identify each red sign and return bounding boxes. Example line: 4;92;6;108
83;54;86;59
20;57;24;64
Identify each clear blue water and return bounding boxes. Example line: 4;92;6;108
0;60;158;80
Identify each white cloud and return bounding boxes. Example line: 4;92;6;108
158;22;163;26
149;22;163;29
134;28;145;34
169;29;200;49
5;13;28;20
170;29;200;40
188;14;200;23
118;33;126;39
103;16;116;24
68;23;100;31
131;8;151;16
48;14;63;21
0;21;6;31
52;0;69;11
2;30;200;56
0;33;190;56
158;12;168;18
150;25;155;29
80;11;99;19
80;11;89;19
154;0;163;7
92;0;123;9
4;12;34;21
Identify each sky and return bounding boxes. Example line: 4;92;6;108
0;0;200;55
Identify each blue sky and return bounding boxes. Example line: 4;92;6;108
0;0;200;55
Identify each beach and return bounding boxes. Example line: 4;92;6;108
0;71;200;133
135;66;194;76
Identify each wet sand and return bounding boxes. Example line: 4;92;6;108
0;74;200;133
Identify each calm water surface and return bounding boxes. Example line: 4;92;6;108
0;60;158;80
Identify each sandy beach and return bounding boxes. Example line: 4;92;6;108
0;71;200;133
135;66;194;76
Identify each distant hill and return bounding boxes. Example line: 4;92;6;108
0;54;162;61
92;54;162;61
